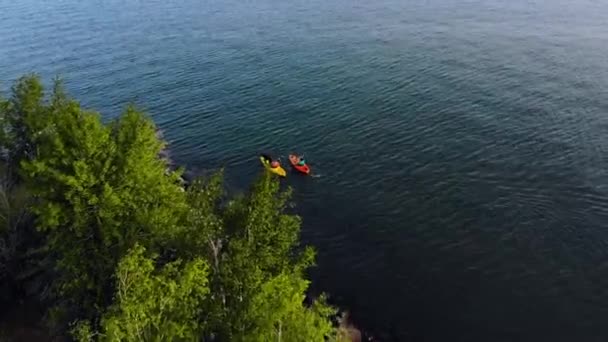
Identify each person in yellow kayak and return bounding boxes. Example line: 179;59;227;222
261;153;280;168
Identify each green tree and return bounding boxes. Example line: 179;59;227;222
242;273;336;342
183;173;337;341
4;75;187;327
0;76;58;339
74;244;210;342
2;75;45;164
2;75;342;340
0;165;35;303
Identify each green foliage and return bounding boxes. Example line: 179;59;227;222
3;75;188;325
1;75;340;341
2;74;45;164
195;174;334;341
0;95;9;153
242;273;336;342
81;244;209;342
0;173;33;301
180;171;224;260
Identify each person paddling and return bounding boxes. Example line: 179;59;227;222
261;153;281;168
260;154;287;177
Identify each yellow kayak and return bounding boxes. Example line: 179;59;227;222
259;156;286;177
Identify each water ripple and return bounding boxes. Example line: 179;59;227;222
3;0;608;340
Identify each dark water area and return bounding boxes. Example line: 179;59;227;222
2;0;608;340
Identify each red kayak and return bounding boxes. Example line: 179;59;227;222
289;154;310;175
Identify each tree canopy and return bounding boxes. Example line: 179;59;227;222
0;74;343;341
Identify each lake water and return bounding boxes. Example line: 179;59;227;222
2;0;608;340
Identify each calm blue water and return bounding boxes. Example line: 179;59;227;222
3;0;608;340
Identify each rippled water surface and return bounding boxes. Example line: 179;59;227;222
3;0;608;340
